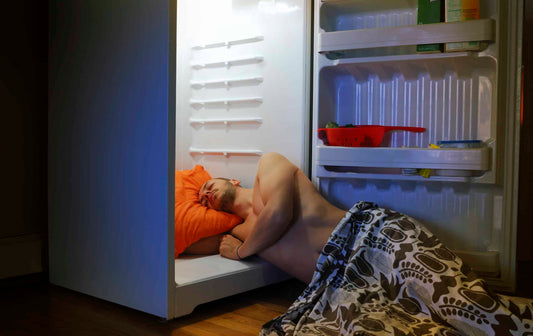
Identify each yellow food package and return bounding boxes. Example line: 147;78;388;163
445;0;485;52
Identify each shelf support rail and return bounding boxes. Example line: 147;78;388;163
189;148;263;158
192;35;264;50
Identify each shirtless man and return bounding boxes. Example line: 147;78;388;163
199;153;533;335
198;152;346;283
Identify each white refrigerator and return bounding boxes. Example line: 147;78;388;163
49;0;523;320
175;0;523;317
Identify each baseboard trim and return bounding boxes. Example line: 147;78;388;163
0;234;43;279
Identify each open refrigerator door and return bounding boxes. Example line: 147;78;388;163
312;0;522;292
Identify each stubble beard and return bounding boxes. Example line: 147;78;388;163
219;185;236;213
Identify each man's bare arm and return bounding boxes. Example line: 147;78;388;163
183;234;224;255
229;222;251;242
221;153;297;259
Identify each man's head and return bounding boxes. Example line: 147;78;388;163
198;178;241;212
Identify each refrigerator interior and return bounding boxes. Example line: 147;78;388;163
312;0;521;291
173;0;310;317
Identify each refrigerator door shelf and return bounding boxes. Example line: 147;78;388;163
316;146;491;181
320;52;495;74
319;0;417;33
316;166;485;183
318;19;495;54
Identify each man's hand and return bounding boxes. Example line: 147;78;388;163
219;234;243;260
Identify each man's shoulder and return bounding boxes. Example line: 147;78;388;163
260;152;285;162
258;153;298;180
260;152;295;167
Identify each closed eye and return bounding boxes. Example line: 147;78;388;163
199;182;214;207
198;183;206;204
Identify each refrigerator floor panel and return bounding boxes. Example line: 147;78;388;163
175;254;276;286
173;254;291;318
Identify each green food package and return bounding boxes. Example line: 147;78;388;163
417;0;443;53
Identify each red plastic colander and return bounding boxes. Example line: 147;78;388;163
317;125;426;147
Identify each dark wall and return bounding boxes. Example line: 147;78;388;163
0;2;47;239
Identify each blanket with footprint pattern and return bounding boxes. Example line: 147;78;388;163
261;201;533;336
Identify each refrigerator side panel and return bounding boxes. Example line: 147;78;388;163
48;0;172;318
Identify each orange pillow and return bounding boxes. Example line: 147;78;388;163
174;165;243;258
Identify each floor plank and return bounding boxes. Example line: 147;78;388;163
233;303;287;322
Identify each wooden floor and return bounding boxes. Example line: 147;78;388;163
0;274;306;336
2;266;532;336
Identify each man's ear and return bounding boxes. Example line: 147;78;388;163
230;179;241;186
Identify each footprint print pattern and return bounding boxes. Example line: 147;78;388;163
261;201;533;336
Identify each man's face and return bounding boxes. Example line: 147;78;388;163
198;178;236;212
